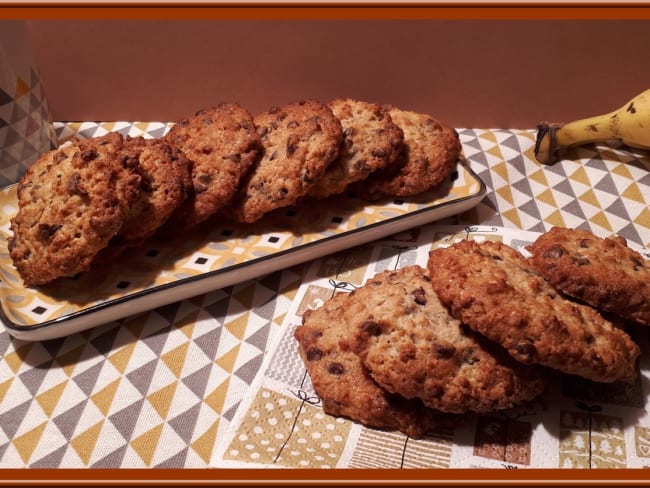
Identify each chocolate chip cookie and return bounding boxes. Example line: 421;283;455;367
294;291;457;438
308;98;404;199
9;132;142;286
348;266;547;414
526;226;650;326
229;100;343;223
164;103;262;228
427;240;640;384
353;106;461;200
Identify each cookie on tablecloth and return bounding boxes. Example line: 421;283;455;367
526;227;650;326
229;100;343;223
164;103;262;228
294;291;457;438
427;240;640;384
352;106;461;200
9;132;142;286
348;266;547;414
308;98;404;199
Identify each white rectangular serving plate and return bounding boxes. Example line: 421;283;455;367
0;159;485;341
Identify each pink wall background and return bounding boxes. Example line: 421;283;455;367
25;19;650;128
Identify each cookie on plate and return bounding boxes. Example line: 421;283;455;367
307;98;404;199
348;266;547;414
9;132;142;286
526;227;650;326
294;291;457;438
229;100;343;223
164;103;262;228
119;136;193;243
427;240;640;384
353;106;461;200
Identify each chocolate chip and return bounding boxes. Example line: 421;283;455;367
327;362;344;375
38;223;62;241
67;173;88;197
573;256;590;266
435;344;456;359
579;239;590;248
286;135;300;155
515;342;536;359
360;321;382;336
54;151;67;163
80;149;98;162
371;149;387;158
412;287;427;305
306;347;323;361
544;245;565;259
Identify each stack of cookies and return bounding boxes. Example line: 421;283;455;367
8;99;461;287
294;227;649;438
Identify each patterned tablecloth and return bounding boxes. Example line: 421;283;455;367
0;122;648;469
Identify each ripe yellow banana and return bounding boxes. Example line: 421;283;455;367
534;88;650;165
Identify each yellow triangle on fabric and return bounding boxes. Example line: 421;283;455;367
486;145;504;162
70;420;104;466
479;131;498;144
91;379;120;417
147;381;178;420
544;210;567;228
501;208;522;228
634;206;650;231
578;189;599;207
495;186;515;206
0;378;13;404
528;169;550;187
161;342;189;378
14;77;30;98
108;342;136;375
535;189;558;207
177;317;196;340
489;161;509;182
4;343;34;374
569;166;591;187
233;284;255;310
621;182;646;204
56;345;85;377
36;380;68;418
13;421;47;464
589;211;613;233
204;378;230;414
225;314;249;341
215;344;240;373
135;122;151;132
191;419;220;464
131;423;164;466
611;163;634;180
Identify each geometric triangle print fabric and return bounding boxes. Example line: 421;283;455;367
0;122;649;468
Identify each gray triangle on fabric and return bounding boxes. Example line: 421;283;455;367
604;198;633;221
245;324;271;352
154;446;189;468
141;326;170;357
594;172;621;196
108;398;145;441
91;445;128;468
155;302;182;325
0;399;32;438
613;222;643;246
0;441;9;462
517;199;543;222
146;127;168;139
167;402;201;444
561;200;589;221
234;353;264;385
78;127;101;139
181;363;212;399
72;361;104;397
222;400;241;422
18;360;53;396
584;156;610;172
193;327;222;360
0;331;12;358
126;359;158;396
635;171;650;186
552;178;578;198
90;325;121;357
528;221;548;234
39;337;66;358
52;400;88;440
204;297;231;321
29;443;67;468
